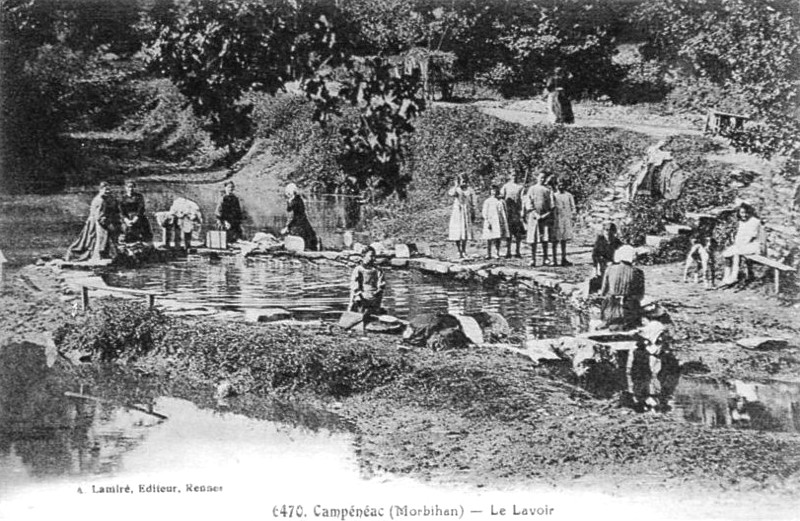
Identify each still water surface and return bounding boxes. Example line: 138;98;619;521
104;254;582;340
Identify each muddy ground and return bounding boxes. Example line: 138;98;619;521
3;263;800;514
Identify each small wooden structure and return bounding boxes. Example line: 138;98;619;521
704;109;750;135
79;280;167;311
743;254;795;294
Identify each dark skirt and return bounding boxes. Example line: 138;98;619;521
505;199;525;238
601;296;642;330
548;90;574;124
288;220;318;251
122;216;153;243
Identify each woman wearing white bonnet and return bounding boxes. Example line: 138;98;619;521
282;182;319;251
600;244;645;330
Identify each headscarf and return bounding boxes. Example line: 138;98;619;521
284;183;299;198
614;244;636;264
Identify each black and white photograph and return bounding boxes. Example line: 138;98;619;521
1;1;799;520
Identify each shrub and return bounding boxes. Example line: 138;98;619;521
54;300;170;362
621;194;667;246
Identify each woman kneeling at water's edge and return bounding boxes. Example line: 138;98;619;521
282;183;319;251
349;246;386;316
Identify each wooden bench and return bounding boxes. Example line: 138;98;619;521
704;109;750;135
743;254;795;293
79;281;168;311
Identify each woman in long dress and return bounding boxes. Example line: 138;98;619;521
448;175;476;258
282;183;319;251
66;182;120;262
552;181;576;266
545;67;574;125
600;245;645;331
119;179;152;243
500;172;525;258
215;181;244;242
482;186;510;259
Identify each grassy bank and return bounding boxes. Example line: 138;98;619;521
250;94;653;244
52;300;800;495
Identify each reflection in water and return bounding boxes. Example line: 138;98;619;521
105;255;582;340
673;377;800;432
0;347;356;499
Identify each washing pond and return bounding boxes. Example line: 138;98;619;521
103;253;584;340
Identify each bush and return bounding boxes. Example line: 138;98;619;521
623;135;740;252
621;194;667;246
250;98;652;242
55;300;170;362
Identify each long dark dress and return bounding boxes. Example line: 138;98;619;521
66;194;120;262
600;263;645;330
119;191;153;243
546;74;574;124
215;194;244;242
287;195;318;251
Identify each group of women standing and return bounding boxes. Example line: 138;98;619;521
67;180;321;260
447;172;576;266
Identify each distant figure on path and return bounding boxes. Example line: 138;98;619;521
721;204;762;287
600;245;645;331
447;175;477;259
592;223;622;277
552;181;576;266
282;183;319;251
66;181;120;262
523;172;555;266
545;67;574;125
482;186;510;259
500;172;525;258
349;246;386;315
119;179;152;243
215;181;244;243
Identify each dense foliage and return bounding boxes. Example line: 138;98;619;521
633;0;800;173
621;135;740;248
1;0;147;192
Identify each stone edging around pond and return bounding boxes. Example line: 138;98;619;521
279;247;584;297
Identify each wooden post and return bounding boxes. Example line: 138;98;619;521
774;269;780;294
81;286;90;311
0;248;6;293
148;294;156;308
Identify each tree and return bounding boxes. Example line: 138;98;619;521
634;0;800;175
1;0;148;193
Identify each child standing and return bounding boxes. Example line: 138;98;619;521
552;180;576;266
500;172;525;258
447;175;476;258
482;186;510;259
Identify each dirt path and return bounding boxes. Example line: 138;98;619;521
436;98;703;139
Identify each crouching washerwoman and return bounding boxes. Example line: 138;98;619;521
348;246;386;316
